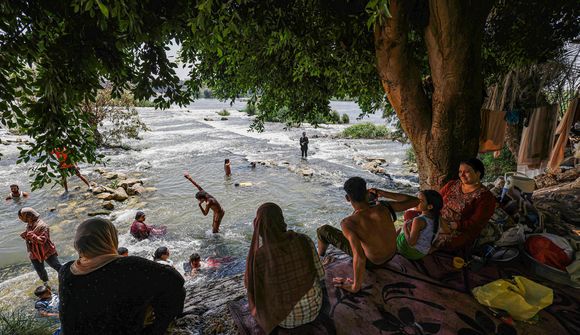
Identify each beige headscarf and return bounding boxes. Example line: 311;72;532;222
70;218;121;275
20;207;48;232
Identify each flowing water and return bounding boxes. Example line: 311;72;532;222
0;100;418;312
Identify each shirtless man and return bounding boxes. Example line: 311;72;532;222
184;172;225;233
317;177;418;293
6;184;29;200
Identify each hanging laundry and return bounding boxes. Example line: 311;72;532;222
517;105;558;169
547;98;579;172
479;109;507;153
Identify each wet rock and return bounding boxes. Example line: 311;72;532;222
96;192;114;200
220;117;228;121
301;168;314;176
128;184;146;195
136;161;152;170
204;117;214;121
48;207;56;212
120;178;143;190
365;157;386;163
113;187;129;201
102;202;114;210
171;274;245;335
145;187;157;192
92;186;109;194
88;210;111;217
94;168;107;174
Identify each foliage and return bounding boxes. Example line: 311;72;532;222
341;123;391;139
0;0;578;189
134;100;156;108
341;113;350;124
241;103;257;116
0;310;55;335
478;146;518;182
82;87;150;148
405;147;416;164
329;110;342;124
216;109;230;116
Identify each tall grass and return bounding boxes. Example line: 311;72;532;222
0;310;55;335
216;109;231;116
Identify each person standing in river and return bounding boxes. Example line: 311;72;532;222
300;132;309;159
6;184;29;200
184;172;225;233
18;207;61;285
51;147;92;192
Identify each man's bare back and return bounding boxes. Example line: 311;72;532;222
342;204;396;265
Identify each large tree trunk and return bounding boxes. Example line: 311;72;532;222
374;0;492;189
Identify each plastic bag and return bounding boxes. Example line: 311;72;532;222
472;276;553;320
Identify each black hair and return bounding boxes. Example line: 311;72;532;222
34;285;50;297
189;253;201;263
153;246;169;261
225;159;230;163
135;211;145;220
344;177;367;203
17;208;22;216
420;189;444;235
117;247;128;255
460;158;485;179
195;191;207;200
10;184;18;188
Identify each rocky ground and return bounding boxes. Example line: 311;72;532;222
168;275;245;335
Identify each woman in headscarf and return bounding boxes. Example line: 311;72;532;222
18;207;61;284
130;211;167;240
245;203;325;334
59;218;185;335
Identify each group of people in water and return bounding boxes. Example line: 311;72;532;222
11;155;495;334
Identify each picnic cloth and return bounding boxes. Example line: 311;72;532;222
230;251;580;334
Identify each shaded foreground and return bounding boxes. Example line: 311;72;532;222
171;249;579;335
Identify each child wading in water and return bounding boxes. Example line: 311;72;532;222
396;190;443;260
184;172;225;233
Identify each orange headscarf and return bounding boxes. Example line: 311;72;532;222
245;203;316;334
70;218;121;275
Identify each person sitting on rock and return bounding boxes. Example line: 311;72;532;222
6;184;29;200
246;203;325;333
184;172;225;233
317;177;418;293
153;246;174;267
130;211;166;241
396;190;443;260
34;285;60;318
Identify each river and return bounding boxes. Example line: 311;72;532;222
0;99;417;312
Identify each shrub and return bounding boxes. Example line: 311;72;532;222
203;89;212;98
341;123;391;139
134;100;156;107
217;109;230;116
0;310;55;335
478;146;517;182
329;110;341;124
341;113;350;124
241;103;257;116
406;147;416;164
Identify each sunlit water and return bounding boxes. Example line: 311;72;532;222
0;100;417;312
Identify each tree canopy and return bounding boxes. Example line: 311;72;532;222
1;0;578;189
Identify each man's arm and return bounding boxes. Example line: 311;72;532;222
199;202;210;216
333;219;365;293
184;172;203;191
369;188;419;212
5;195;11;200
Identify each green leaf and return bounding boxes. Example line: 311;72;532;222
96;0;109;18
